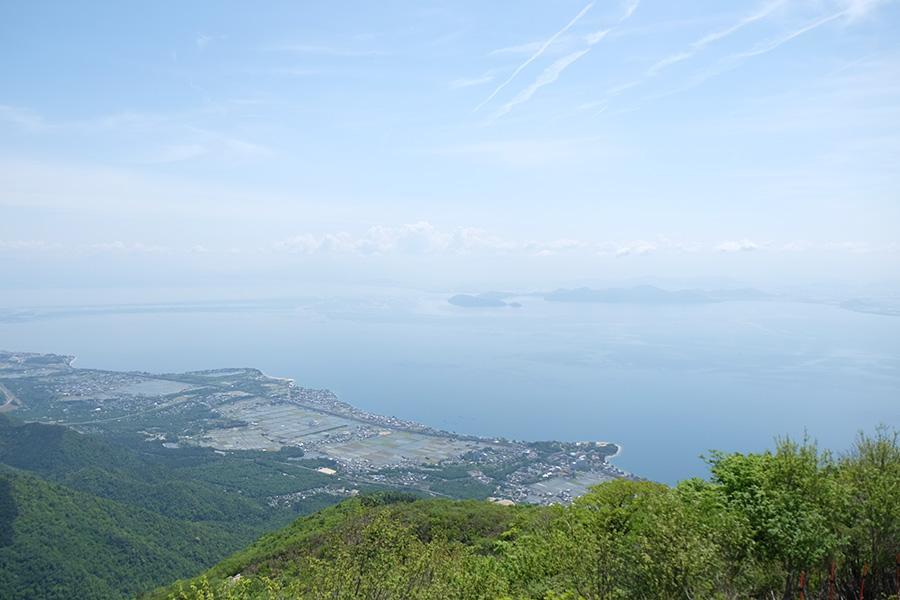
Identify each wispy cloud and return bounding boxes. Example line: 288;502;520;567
487;0;640;121
276;222;454;256
647;0;786;75
274;223;596;257
717;239;762;253
843;0;892;20
0;239;171;255
89;241;171;254
3;229;888;260
584;0;787;112
611;240;658;257
0;240;61;251
730;8;850;61
147;131;272;164
0;105;169;135
272;227;885;258
488;49;593;121
449;74;495;90
0;104;273;164
474;2;595;112
0;105;48;132
488;40;548;57
592;0;889;115
0;158;314;223
619;0;642;22
646;7;859;104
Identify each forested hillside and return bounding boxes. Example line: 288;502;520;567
163;428;900;600
0;467;252;599
2;414;897;599
0;415;373;599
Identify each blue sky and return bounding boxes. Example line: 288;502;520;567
1;0;898;290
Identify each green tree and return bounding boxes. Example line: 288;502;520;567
837;426;900;598
707;437;841;599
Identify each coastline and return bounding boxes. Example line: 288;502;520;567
1;350;624;470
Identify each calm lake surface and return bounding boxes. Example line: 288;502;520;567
1;285;898;483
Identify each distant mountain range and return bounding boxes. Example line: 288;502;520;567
544;285;772;304
449;294;522;308
449;285;900;317
449;285;773;308
839;298;900;317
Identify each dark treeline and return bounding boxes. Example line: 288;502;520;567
166;427;900;600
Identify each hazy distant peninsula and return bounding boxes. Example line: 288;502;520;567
448;285;900;319
449;294;521;308
840;298;900;317
447;285;774;308
543;285;771;304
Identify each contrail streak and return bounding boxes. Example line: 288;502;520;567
487;0;641;122
474;2;594;112
647;0;786;75
732;9;848;60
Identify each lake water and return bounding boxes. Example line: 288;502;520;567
1;285;898;483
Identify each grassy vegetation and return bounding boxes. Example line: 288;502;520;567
161;427;900;600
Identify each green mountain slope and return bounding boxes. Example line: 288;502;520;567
0;415;379;598
160;428;900;600
0;466;250;600
0;415;272;523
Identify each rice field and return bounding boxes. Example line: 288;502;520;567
318;430;485;466
194;397;487;466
